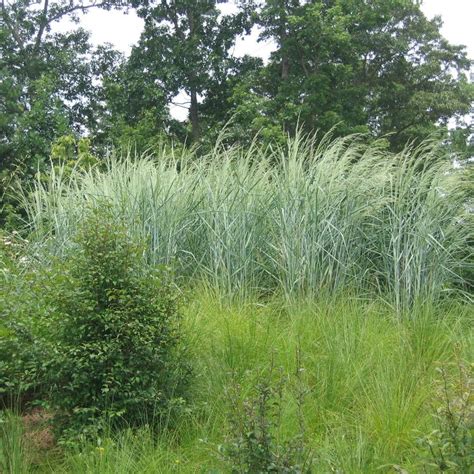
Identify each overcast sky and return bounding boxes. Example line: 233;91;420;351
57;0;474;120
69;1;474;57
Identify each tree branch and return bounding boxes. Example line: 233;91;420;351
48;1;121;23
1;0;25;50
161;0;185;41
171;101;190;109
34;0;50;52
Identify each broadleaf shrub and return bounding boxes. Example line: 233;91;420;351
44;206;190;440
220;360;314;473
417;360;473;472
0;232;51;409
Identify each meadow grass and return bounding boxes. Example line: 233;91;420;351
21;133;472;312
0;411;31;473
5;291;471;473
6;133;472;471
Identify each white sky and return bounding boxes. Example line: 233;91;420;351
71;1;474;58
57;0;474;120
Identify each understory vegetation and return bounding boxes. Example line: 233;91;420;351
1;292;473;472
1;0;473;470
0;135;473;472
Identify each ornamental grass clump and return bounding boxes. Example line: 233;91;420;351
22;132;471;311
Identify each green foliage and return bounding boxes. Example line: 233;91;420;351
0;291;472;472
97;48;175;153
128;0;252;143
223;0;473;149
0;411;29;474
46;206;189;440
417;360;474;472
0;1;125;225
220;362;313;473
1;0;472;223
0;205;190;442
0;232;51;409
50;135;99;173
55;427;170;473
0;309;47;411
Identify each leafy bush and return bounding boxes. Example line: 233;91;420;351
417;360;473;472
0;232;51;409
0;317;47;409
219;357;313;473
45;206;190;440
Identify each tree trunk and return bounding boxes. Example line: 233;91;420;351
281;52;289;80
186;6;200;143
189;88;200;143
279;0;289;81
280;45;290;133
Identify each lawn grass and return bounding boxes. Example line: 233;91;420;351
6;290;471;473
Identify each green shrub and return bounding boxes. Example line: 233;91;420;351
417;360;473;472
0;232;51;409
0;319;47;410
219;359;314;473
44;206;190;440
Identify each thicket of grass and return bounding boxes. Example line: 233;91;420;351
3;291;472;472
4;133;472;471
23;133;472;312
